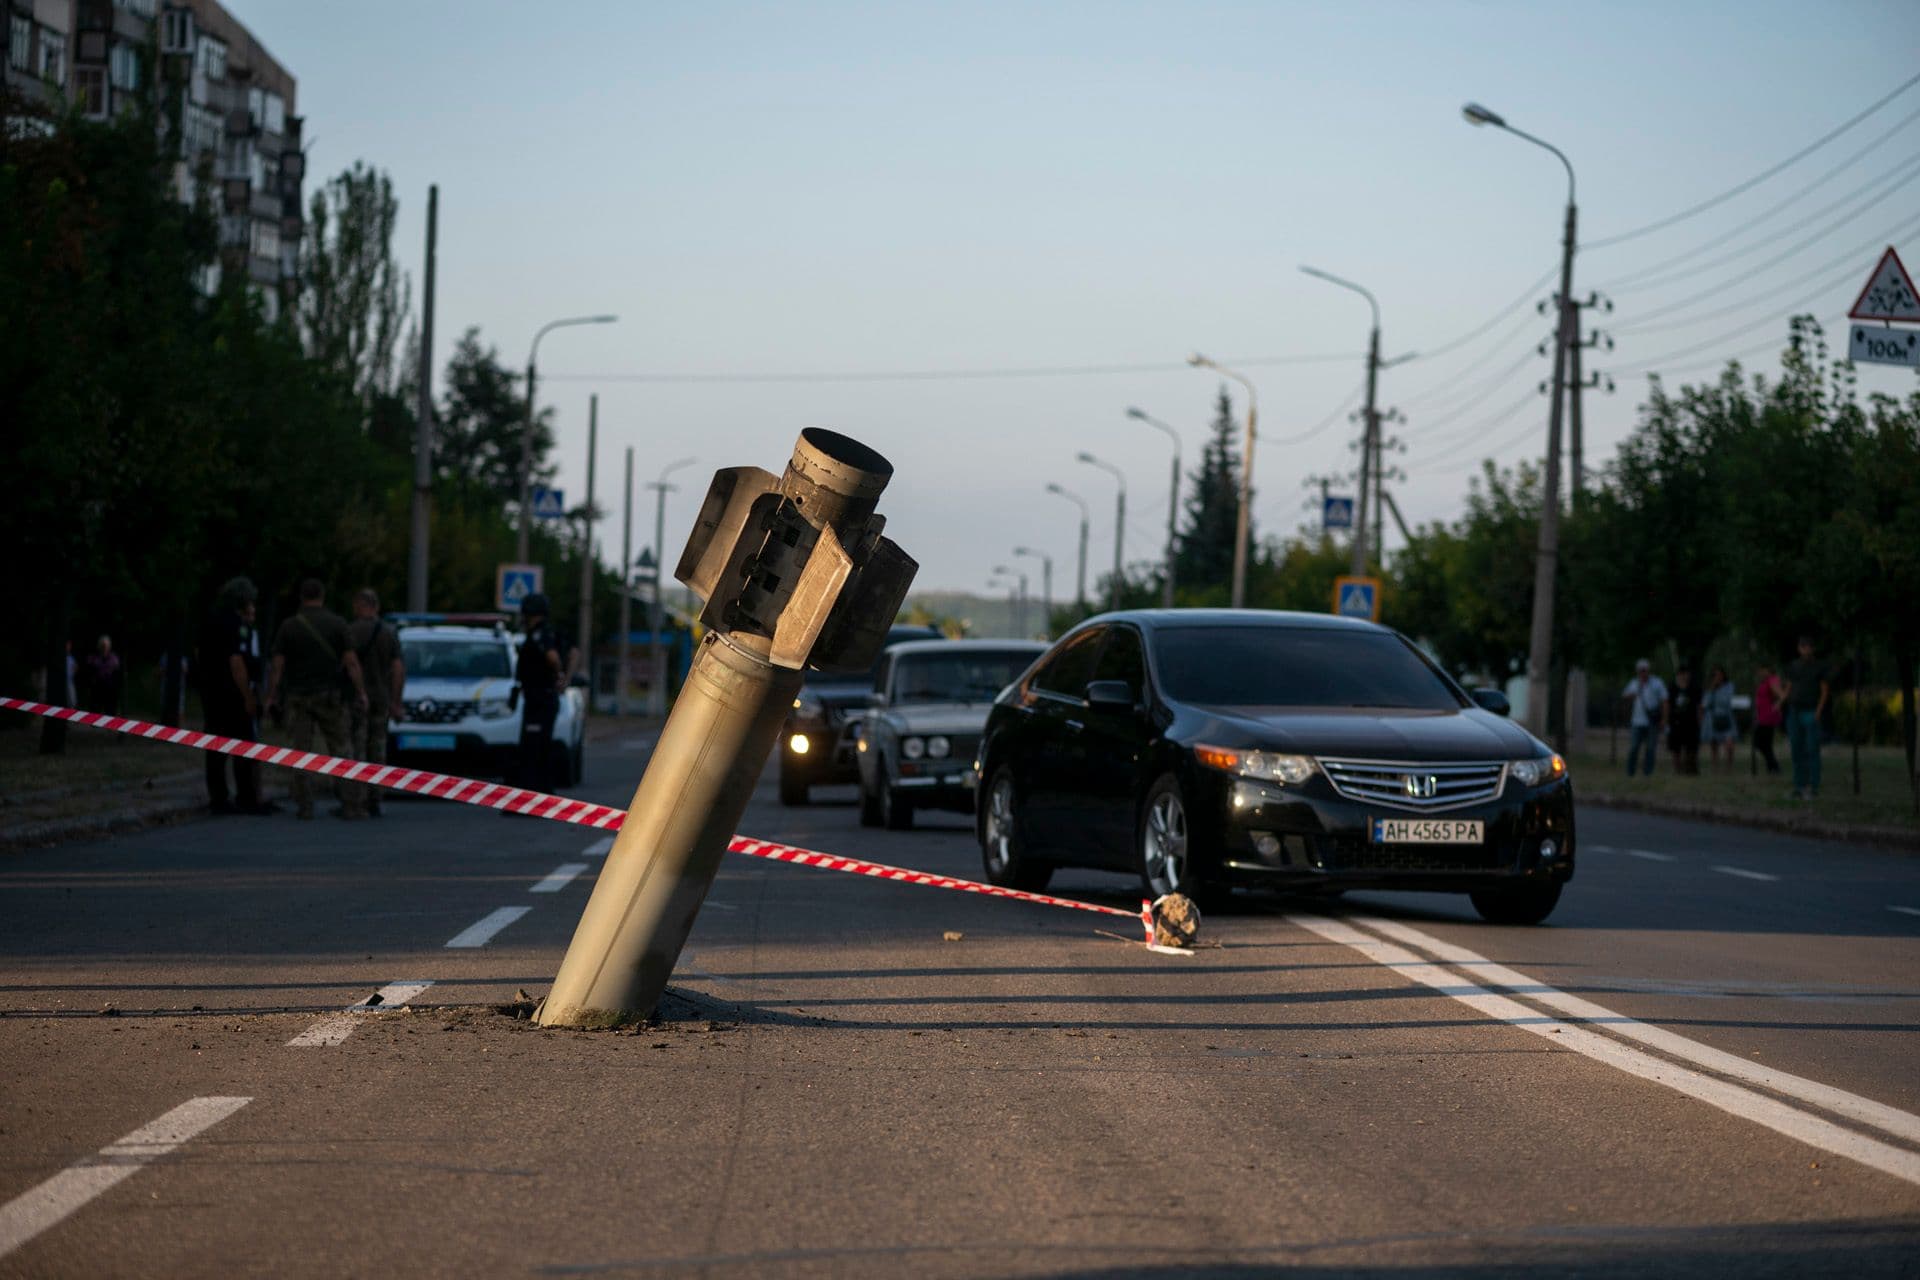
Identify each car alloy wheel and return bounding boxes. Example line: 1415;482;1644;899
1141;781;1189;897
980;768;1052;891
984;774;1017;876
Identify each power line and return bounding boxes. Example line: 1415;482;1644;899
1404;263;1557;363
1582;69;1920;250
1259;379;1366;448
1591;103;1920;290
1403;347;1542;440
1416;386;1541;468
1611;207;1920;336
1602;149;1920;294
1398;303;1545;407
542;350;1358;386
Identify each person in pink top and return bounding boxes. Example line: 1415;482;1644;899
1751;663;1784;775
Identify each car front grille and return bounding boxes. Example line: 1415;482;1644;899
401;699;476;725
1311;837;1515;873
1317;757;1506;812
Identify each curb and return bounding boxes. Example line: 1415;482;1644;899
0;791;209;851
1582;790;1920;854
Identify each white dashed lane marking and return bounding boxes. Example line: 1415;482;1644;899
1713;865;1780;883
531;863;589;894
581;836;614;858
445;906;532;949
1625;848;1676;862
287;980;435;1048
0;1096;252;1259
1891;906;1920;919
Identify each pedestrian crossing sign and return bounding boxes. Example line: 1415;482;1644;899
1323;495;1355;531
1333;575;1381;622
496;563;544;612
531;486;567;520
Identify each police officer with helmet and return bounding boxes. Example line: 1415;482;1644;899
514;593;573;794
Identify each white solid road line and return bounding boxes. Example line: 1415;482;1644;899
287;980;435;1048
581;835;615;858
445;906;532;949
1888;906;1920;918
1624;848;1676;862
1289;914;1920;1188
0;1096;251;1259
1346;914;1920;1151
531;863;589;894
1713;865;1781;882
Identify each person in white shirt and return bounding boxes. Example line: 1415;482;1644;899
1621;659;1669;777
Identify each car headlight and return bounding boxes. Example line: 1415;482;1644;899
477;697;514;720
1509;754;1567;787
927;735;951;759
902;736;926;760
1195;745;1316;785
788;733;811;755
792;692;825;720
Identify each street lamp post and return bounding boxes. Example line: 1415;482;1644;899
1126;408;1181;607
1044;482;1091;612
1187;354;1258;608
1464;101;1576;739
647;457;698;717
1012;546;1052;636
518;313;618;562
1299;267;1383;576
1077;451;1126;612
988;569;1021;638
616;447;634;715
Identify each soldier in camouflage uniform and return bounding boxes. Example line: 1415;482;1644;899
264;579;369;820
347;588;405;817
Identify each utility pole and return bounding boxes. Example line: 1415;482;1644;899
1045;483;1090;612
575;394;598;697
1126;408;1181;608
648;458;696;717
1464;102;1577;740
406;184;437;613
518;314;617;563
1568;291;1614;503
616;448;633;715
1013;546;1052;636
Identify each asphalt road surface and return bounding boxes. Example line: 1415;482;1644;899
2;731;1917;1277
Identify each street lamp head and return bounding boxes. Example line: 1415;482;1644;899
1126;407;1147;420
1045;482;1064;495
589;314;619;324
1187;352;1211;369
1076;450;1096;464
1462;102;1505;128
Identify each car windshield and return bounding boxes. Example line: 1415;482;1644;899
1153;626;1463;711
403;639;511;680
892;650;1036;704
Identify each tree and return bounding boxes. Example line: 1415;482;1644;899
1176;387;1249;600
298;162;412;414
436;327;553;507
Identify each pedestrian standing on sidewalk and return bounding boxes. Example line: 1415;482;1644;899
197;578;272;815
1779;636;1830;801
347;589;405;817
1667;666;1702;776
512;593;568;799
1751;663;1784;775
1621;659;1668;777
1701;665;1737;773
80;636;123;715
264;579;369;821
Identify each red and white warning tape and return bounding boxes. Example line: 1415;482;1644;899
2;697;1152;939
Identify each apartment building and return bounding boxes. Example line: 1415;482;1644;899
5;0;303;318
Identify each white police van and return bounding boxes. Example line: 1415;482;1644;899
385;614;586;784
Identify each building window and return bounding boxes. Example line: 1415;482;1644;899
198;35;225;81
115;0;159;16
161;7;194;53
109;43;140;92
262;91;285;135
75;66;107;117
250;219;280;262
9;15;30;72
38;30;65;84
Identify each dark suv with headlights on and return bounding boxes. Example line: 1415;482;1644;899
856;638;1047;830
779;623;945;805
974;610;1574;924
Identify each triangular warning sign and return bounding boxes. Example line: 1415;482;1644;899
1848;247;1920;322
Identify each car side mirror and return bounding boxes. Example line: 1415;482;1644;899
1471;688;1510;717
1084;680;1136;712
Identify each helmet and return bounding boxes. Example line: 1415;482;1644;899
521;592;551;617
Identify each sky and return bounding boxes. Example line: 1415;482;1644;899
239;1;1920;600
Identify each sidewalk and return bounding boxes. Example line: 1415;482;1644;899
1572;744;1920;852
2;709;671;851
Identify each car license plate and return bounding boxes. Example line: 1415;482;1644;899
1371;818;1483;844
397;733;455;751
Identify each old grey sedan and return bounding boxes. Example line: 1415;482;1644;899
856;638;1047;830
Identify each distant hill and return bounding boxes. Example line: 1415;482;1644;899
899;590;1056;641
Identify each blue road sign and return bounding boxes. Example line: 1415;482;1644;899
531;486;567;520
496;563;544;612
1323;495;1355;530
1332;575;1380;621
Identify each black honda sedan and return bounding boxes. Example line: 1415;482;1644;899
974;610;1574;924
